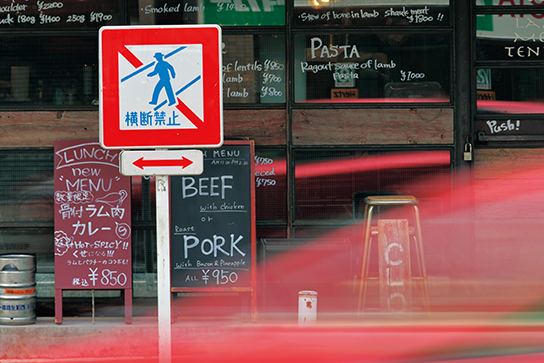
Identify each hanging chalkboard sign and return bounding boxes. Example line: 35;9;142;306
170;141;256;293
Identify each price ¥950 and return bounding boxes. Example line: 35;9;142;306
203;269;239;285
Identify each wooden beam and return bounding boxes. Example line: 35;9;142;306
0;110;287;148
292;108;453;145
224;109;286;145
0;111;99;148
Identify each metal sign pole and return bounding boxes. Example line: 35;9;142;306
156;174;172;363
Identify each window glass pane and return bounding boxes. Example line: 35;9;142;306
0;151;54;223
131;176;156;223
0;230;54;272
0;0;121;29
131;227;156;273
0;36;98;107
131;0;285;26
294;33;450;103
255;150;287;220
477;14;544;61
223;34;286;104
476;0;535;5
477;68;544;114
294;0;450;27
129;176;157;274
0;151;55;276
294;150;451;220
256;228;288;240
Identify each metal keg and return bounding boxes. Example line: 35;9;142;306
0;254;36;325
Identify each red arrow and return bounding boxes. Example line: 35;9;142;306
133;156;193;170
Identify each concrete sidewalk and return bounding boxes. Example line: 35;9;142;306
1;316;159;361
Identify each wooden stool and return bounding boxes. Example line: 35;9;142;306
356;195;429;312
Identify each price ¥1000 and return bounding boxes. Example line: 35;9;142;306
400;70;425;81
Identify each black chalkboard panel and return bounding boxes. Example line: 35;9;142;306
170;141;255;290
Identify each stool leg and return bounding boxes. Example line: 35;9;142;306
362;235;374;311
357;205;374;313
413;205;430;310
411;234;427;310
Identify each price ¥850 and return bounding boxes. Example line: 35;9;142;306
88;268;128;287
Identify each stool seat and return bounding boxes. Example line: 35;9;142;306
357;195;429;313
364;195;418;205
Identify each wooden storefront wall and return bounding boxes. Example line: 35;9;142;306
0;108;452;148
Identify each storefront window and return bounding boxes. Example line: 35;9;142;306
477;14;544;61
476;68;544;114
0;230;54;272
223;34;286;104
0;0;121;29
0;151;54;223
0;35;98;107
294;0;450;27
294;150;451;220
0;151;55;271
294;33;450;103
255;150;287;220
476;14;544;114
130;0;285;26
476;0;535;5
256;228;287;239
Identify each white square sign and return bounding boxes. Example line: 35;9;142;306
119;44;204;130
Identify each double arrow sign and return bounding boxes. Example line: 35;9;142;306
119;150;204;176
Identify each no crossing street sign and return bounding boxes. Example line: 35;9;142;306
99;25;223;150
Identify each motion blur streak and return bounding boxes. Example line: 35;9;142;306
477;100;544;114
255;150;451;179
10;324;544;362
6;152;544;362
295;150;450;179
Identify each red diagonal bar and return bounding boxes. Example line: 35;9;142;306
133;156;193;170
119;46;143;68
175;98;204;127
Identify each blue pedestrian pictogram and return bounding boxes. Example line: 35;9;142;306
148;52;177;107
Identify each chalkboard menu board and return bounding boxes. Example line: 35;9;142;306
170;141;256;291
294;3;450;27
54;140;131;290
0;0;120;28
222;35;286;104
134;0;285;26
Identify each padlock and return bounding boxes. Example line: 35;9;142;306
464;143;473;161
